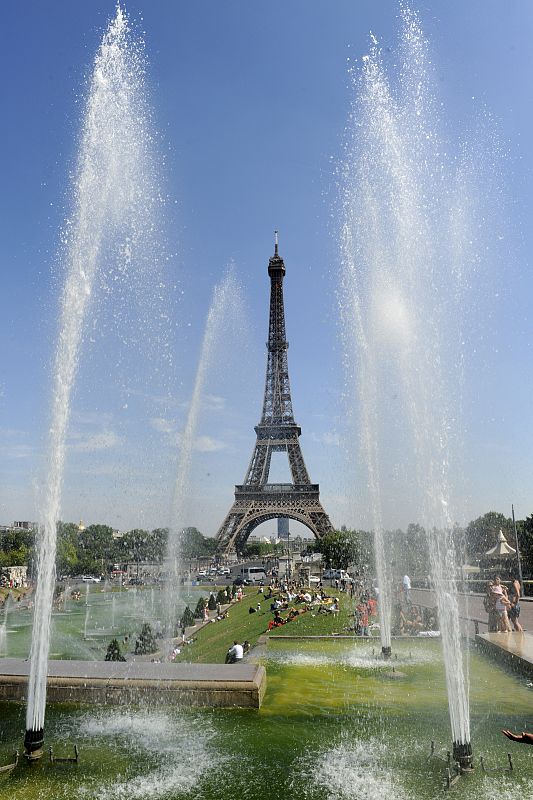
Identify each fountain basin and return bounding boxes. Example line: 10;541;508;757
0;659;265;708
0;639;531;799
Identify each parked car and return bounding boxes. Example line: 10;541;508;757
81;576;101;583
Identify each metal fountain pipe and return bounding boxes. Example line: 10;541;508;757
23;728;44;762
452;740;473;771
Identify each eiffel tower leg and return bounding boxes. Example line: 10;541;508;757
287;439;310;484
244;442;273;485
215;505;247;555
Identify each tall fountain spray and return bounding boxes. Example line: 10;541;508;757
0;593;12;657
341;7;476;765
25;6;161;759
164;266;245;636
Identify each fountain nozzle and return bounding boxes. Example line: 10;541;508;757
381;645;392;659
452;741;473;772
24;728;44;762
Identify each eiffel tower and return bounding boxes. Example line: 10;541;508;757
215;234;333;555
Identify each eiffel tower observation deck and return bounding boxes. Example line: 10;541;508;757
215;234;333;555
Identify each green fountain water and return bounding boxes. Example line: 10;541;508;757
1;638;532;799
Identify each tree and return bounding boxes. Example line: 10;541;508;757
241;541;269;558
105;639;126;661
56;522;80;576
517;515;533;578
315;529;360;570
208;593;217;610
77;524;116;574
179;527;217;559
465;512;513;559
194;597;207;618
181;606;194;627
0;526;34;570
134;623;158;655
391;524;430;579
149;528;168;561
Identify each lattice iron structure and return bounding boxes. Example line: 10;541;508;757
215;236;333;555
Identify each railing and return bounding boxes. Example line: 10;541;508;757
237;483;319;494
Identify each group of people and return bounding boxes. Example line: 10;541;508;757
484;574;523;633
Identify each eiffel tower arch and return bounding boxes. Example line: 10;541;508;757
215;235;333;556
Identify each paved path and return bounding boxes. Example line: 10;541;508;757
0;658;261;682
476;632;533;679
410;588;532;636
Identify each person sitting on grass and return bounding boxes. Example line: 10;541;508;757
225;640;243;663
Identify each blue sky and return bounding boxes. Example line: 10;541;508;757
1;1;532;536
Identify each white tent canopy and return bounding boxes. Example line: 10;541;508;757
485;529;516;558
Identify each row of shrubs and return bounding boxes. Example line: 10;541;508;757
105;585;238;661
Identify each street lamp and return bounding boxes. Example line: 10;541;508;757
287;526;291;581
512;504;524;598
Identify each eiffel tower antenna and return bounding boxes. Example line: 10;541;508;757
215;239;333;555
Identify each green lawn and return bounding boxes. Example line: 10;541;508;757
174;587;359;664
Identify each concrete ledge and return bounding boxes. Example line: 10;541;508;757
0;659;266;708
268;634;437;640
476;632;533;679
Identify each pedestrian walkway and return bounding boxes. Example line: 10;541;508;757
411;588;532;637
476;631;533;679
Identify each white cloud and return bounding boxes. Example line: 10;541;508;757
69;430;121;453
204;394;226;411
311;431;340;447
0;428;34;459
194;436;226;453
71;410;114;427
150;417;176;435
0;443;34;459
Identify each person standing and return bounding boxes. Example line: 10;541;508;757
402;574;412;605
484;581;499;632
508;572;524;633
491;576;512;632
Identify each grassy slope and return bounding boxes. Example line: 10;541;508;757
175;587;357;664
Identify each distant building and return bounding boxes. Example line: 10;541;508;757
277;517;290;540
123;562;164;583
12;521;37;531
0;522;37;536
0;566;28;587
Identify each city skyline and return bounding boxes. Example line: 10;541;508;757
1;2;532;536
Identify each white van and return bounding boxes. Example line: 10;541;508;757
323;569;351;581
237;566;267;584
